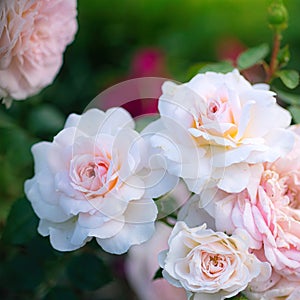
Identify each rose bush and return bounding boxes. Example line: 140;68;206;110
159;221;270;300
148;70;294;194
0;0;77;107
25;107;176;254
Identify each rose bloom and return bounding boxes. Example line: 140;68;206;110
212;126;300;281
159;221;270;300
245;276;300;300
148;70;293;194
126;222;186;300
0;0;77;107
25;108;176;254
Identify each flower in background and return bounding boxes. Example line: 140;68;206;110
159;221;271;300
0;0;77;107
96;48;169;118
216;36;246;65
216;36;265;84
129;48;168;79
122;48;168;117
25;108;176;254
149;69;293;194
126;222;186;300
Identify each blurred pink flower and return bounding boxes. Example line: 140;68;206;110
97;48;169;118
129;48;168;79
216;36;266;83
125;222;186;300
216;36;246;64
0;0;77;107
123;48;169;117
214;125;300;281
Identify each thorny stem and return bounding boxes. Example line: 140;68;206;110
266;30;282;83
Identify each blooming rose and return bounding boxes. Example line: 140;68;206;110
159;221;271;300
126;222;186;300
0;0;77;107
245;277;300;300
25;108;175;254
149;70;293;194
212;126;300;280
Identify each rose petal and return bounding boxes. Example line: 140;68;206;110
97;222;156;254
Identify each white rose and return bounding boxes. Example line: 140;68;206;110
159;221;271;300
149;70;293;193
25;108;175;254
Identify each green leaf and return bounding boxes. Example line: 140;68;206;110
277;69;299;89
3;252;44;291
276;89;300;105
27;104;65;136
237;43;270;70
27;235;59;263
0;110;15;128
186;63;208;79
0;128;34;169
2;198;38;245
135;115;159;132
156;195;180;219
198;61;234;74
288;105;300;123
277;45;290;68
153;267;163;280
230;293;248;299
67;253;113;291
44;287;78;300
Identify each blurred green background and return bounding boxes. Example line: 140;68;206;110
0;0;300;299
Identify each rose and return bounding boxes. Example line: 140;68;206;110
149;70;293;194
159;221;271;300
126;222;186;300
211;126;300;280
241;251;300;299
0;0;77;107
245;276;300;300
25;107;175;254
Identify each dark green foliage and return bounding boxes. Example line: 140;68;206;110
153;267;163;280
2;198;39;245
67;253;113;291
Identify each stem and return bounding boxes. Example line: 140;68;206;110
266;30;282;83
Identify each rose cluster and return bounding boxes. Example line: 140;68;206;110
25;70;300;299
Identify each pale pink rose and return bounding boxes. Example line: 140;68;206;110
125;222;186;300
245;276;300;300
159;221;270;300
25;108;176;254
213;126;300;280
0;0;77;106
148;70;293;194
